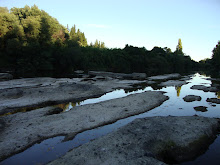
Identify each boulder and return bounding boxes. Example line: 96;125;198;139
206;98;220;104
191;85;218;92
183;95;202;102
0;73;13;81
194;106;208;112
148;73;181;81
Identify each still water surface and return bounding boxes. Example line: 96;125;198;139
1;73;220;165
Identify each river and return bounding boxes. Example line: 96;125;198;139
1;73;220;165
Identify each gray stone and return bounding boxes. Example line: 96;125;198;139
74;70;84;74
0;73;13;81
131;72;147;79
206;98;220;104
48;116;220;165
191;85;218;92
0;91;168;160
159;80;187;87
88;71;146;79
148;73;181;81
194;106;208;112
0;77;146;115
183;95;202;102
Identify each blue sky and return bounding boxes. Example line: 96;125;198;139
1;0;220;61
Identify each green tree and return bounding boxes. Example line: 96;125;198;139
0;7;9;13
70;25;76;40
94;39;99;48
101;42;105;48
175;38;183;54
212;41;220;72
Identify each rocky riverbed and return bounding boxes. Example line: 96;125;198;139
0;72;220;164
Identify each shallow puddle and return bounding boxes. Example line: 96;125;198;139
1;73;220;165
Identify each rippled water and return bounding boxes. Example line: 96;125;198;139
1;73;220;165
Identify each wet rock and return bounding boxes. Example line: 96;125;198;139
206;98;220;104
191;85;218;92
45;107;63;116
0;73;13;81
183;95;202;102
194;106;208;112
148;73;181;81
0;82;104;115
48;116;220;165
0;91;168;160
159;80;187;87
0;77;147;115
131;73;147;79
74;70;84;74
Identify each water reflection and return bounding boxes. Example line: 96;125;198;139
216;91;220;99
175;86;182;97
1;73;220;165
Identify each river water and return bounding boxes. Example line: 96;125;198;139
1;73;220;165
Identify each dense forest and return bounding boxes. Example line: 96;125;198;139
199;41;220;77
0;5;219;78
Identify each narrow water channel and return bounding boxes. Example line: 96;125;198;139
1;73;220;165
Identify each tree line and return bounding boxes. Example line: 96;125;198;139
0;5;205;78
199;41;220;77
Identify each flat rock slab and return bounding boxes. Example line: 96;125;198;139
183;95;202;102
48;116;220;165
0;73;13;81
88;71;147;79
0;81;104;115
194;106;208;112
159;80;187;87
148;73;181;81
191;85;219;92
207;98;220;104
0;91;168;161
0;77;146;115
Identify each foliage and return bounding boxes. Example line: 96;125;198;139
212;41;220;71
199;41;220;77
175;38;183;55
0;5;198;78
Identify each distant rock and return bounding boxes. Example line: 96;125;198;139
0;73;13;81
148;73;181;81
194;106;208;112
183;95;202;102
159;80;187;87
206;98;220;104
88;71;146;79
191;85;218;92
74;70;84;74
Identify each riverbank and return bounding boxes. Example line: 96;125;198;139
0;73;220;164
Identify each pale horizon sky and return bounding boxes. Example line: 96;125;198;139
1;0;220;61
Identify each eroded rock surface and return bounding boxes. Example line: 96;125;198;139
159;80;187;87
0;77;146;115
183;95;202;102
48;116;220;165
88;71;147;79
194;106;208;112
191;85;219;92
207;98;220;104
148;73;181;81
0;73;13;81
0;91;168;161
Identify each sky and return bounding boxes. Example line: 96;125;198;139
0;0;220;61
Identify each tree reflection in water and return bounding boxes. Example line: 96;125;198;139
175;86;182;97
